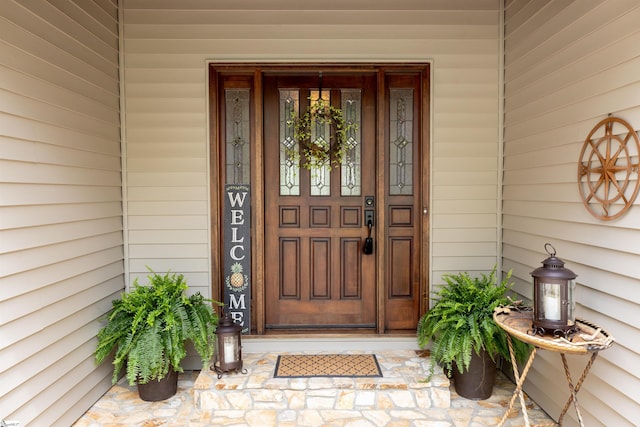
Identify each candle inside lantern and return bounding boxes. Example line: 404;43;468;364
223;336;236;364
542;283;561;320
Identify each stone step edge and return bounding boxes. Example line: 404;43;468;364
206;378;449;391
194;386;452;411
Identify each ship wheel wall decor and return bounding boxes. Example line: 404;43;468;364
578;116;640;221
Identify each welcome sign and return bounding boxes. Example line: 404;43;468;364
223;184;251;333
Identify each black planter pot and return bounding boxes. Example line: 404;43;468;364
452;348;497;400
137;368;178;401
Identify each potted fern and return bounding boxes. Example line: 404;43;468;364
417;267;530;400
95;269;221;401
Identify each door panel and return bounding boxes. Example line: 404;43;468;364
264;74;376;329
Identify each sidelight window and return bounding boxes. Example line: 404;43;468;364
389;89;413;195
225;89;251;185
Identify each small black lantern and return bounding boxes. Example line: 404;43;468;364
212;309;245;378
531;243;578;338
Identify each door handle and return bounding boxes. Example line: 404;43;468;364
363;218;374;255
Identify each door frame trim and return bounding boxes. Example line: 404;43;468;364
208;63;430;335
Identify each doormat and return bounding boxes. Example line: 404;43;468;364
274;354;382;378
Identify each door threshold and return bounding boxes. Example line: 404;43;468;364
242;335;418;353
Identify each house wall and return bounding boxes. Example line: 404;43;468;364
0;1;122;426
121;0;504;297
503;1;640;425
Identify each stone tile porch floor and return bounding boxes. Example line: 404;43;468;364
73;350;556;427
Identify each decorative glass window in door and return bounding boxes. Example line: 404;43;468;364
279;88;363;197
341;90;362;196
309;90;331;196
389;89;413;195
225;89;251;185
279;90;300;196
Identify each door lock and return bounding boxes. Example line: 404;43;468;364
364;196;375;207
364;209;374;227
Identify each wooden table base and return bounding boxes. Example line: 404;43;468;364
497;335;538;427
558;352;598;426
494;310;613;427
498;335;601;427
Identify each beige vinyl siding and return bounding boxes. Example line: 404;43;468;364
0;1;122;426
121;0;503;294
503;1;640;425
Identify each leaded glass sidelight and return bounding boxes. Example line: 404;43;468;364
279;90;300;196
341;90;362;196
389;89;414;195
225;89;251;185
310;90;331;196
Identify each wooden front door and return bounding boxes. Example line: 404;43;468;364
210;64;429;334
264;74;377;329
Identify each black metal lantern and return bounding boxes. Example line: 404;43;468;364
531;243;578;338
212;310;245;378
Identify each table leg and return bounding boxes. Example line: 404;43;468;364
557;352;598;426
497;335;538;427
